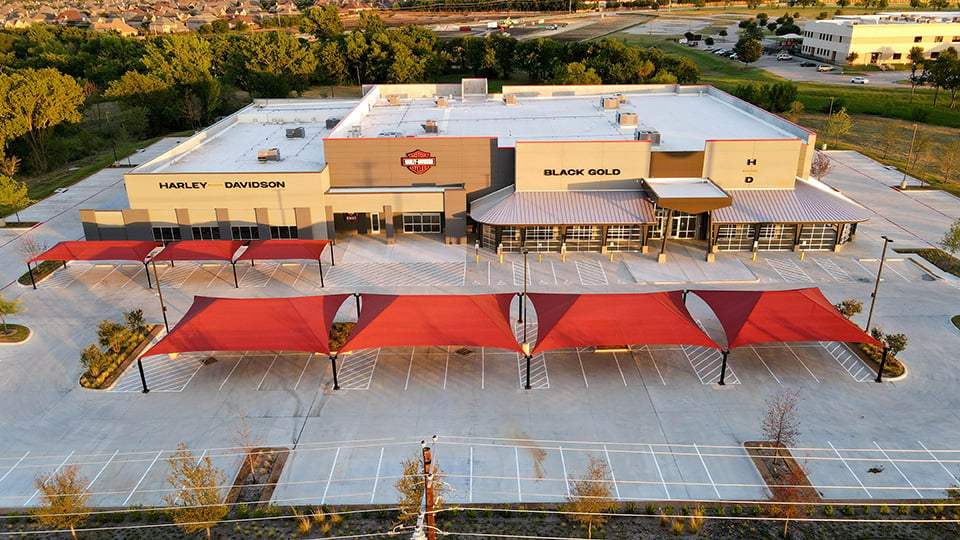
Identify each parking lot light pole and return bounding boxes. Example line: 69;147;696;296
865;235;893;333
518;247;529;325
150;259;169;333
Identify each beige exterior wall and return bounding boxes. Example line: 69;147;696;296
125;171;327;213
324;192;444;213
703;139;803;189
514;141;651;190
804;20;960;64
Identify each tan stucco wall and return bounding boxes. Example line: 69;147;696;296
804;20;960;64
703;139;802;189
325;192;444;213
514;141;651;190
125;171;327;213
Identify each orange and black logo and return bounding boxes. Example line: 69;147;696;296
401;149;437;175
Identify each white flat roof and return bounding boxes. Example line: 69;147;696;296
345;89;805;150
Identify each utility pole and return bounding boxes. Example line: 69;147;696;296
422;443;436;540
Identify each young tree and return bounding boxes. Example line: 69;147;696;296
784;100;804;123
31;464;91;539
163;443;228;538
80;344;111;378
809;151;831;181
939;218;960;254
16;233;47;267
0;175;34;224
760;388;802;466
394;449;448;524
825;107;852;147
734;38;763;67
878;122;899;158
909;45;926;100
0;293;25;334
564;456;616;539
834;298;863;319
97;320;133;355
768;462;817;539
232;414;264;486
937;141;960;182
123;309;148;337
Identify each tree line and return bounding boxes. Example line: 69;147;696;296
0;10;698;177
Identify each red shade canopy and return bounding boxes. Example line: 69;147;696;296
690;288;882;349
143;294;351;357
153;240;245;262
341;294;523;354
528;292;720;354
28;241;161;264
235;239;330;262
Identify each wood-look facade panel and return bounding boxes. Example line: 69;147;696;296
648;151;706;178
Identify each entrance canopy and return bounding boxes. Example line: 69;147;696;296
643;178;732;214
691;287;881;349
28;240;161;264
528;292;720;354
153;240;245;262
235;239;332;263
143;294;351;357
341;293;522;353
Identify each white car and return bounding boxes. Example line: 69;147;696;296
850;76;869;84
776;53;793;61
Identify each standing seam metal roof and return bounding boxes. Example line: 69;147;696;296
713;180;874;224
471;189;655;225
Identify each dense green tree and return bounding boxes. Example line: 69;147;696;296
387;43;425;83
930;47;960;108
515;38;561;81
553;62;602;85
487;33;516;79
928;0;949;8
315;41;350;85
238;32;317;97
0;175;34;222
734;38;763;66
301;5;343;40
764;81;798;113
358;12;386;34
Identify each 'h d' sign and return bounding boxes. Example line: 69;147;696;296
401;149;437;175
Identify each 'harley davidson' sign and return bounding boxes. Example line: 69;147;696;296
401;149;437;175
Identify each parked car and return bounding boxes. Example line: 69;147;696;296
777;53;793;61
713;49;728;55
799;61;816;67
816;65;834;72
850;76;869;84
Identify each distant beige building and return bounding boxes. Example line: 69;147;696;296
91;17;138;36
802;12;960;65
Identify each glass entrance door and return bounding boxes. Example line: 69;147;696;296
670;212;699;239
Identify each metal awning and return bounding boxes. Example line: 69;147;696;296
470;187;655;225
714;179;874;224
643;178;732;214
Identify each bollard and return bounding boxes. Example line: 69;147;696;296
475;241;480;263
537;243;543;263
751;240;758;261
497;243;503;264
561;243;567;263
609;242;615;262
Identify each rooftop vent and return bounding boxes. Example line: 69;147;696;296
617;112;638;127
377;131;404;138
423;120;438;133
504;94;518;105
388;95;401;105
257;148;280;162
616;93;627;103
635;129;661;145
325;117;341;129
602;97;620;109
436;96;449;108
348;125;361;138
285;127;305;138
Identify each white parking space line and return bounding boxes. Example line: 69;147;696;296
204;265;228;287
576;349;589;388
0;451;29;486
517;353;548;389
337;350;378;390
371;448;384;504
917;440;957;481
443;349;450;389
404;348;415;391
576;260;608;285
873;441;922;498
122;449;163;506
90;265;119;288
785;344;821;383
613;353;628;386
85;450;119;490
25;451;75;506
321;448;340;505
885;261;912;282
481;350;485;390
749;347;781;384
559;446;570;496
603;445;620;500
159;264;197;288
114;352;204;392
633;346;666;386
45;264;94;288
219;353;247;392
820;341;874;382
766;257;813;283
239;262;279;287
469;447;474;503
256;353;280;390
550;261;558;285
694;444;721;499
683;344;739;384
294;354;313;390
814;258;854;282
515;446;522;502
512;261;530;286
828;441;872;498
119;265;147;289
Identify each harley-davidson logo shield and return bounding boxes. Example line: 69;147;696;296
401;150;437;175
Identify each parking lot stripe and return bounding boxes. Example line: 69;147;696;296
480;349;485;390
204;265;227;287
0;451;29;486
218;354;246;392
649;444;670;500
321;447;340;505
550;261;558;285
25;450;75;506
469;447;474;503
693;443;721;499
786;345;821;383
603;445;621;500
404;348;415;391
828;441;871;498
515;446;522;502
613;353;628;386
91;266;118;288
873;442;923;498
559;446;570;496
443;349;449;389
917;440;956;480
886;262;911;282
85;449;119;490
173;450;208;506
294;354;313;390
122;449;163;506
576;349;589;388
637;347;666;386
749;347;781;384
256;353;280;390
371;447;384;504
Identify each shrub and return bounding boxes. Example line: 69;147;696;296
879;504;890;515
80;344;112;378
750;504;763;516
823;505;834;516
897;505;910;515
645;503;657;515
732;504;743;516
841;505;855;516
624;501;638;514
670;519;685;535
689;506;705;533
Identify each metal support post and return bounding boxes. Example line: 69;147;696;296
231;262;239;288
422;444;436;540
875;347;889;383
354;293;361;318
330;244;335;266
26;263;36;290
137;358;150;393
865;236;893;333
330;355;340;390
318;258;324;288
144;262;152;289
150;260;169;333
718;350;729;386
525;355;532;390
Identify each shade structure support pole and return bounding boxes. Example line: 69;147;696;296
151;260;169;333
330;355;340;390
517;292;524;324
719;350;729;386
26;263;36;290
330;244;335;266
682;289;688;303
354;293;361;318
251;259;255;267
318;258;324;288
231;262;239;287
875;347;889;383
62;261;67;269
137;358;150;393
525;355;532;390
659;209;673;260
144;262;152;289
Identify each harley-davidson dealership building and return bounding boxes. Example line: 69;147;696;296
81;79;871;259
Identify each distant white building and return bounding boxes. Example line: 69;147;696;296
802;12;960;65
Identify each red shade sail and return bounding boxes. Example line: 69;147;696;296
690;288;882;349
341;294;523;353
235;239;330;262
153;240;245;262
143;294;351;357
28;241;161;264
528;292;720;354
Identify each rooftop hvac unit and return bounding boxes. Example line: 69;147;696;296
504;94;518;105
602;97;620;109
423;120;438;133
436;96;449;108
377;130;404;138
616;93;627;103
325;117;341;129
285;127;305;138
348;125;361;138
617;112;638;127
635;129;661;145
257;148;280;162
388;95;401;105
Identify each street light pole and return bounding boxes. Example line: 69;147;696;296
150;259;169;333
865;235;893;333
900;123;919;189
521;246;529;342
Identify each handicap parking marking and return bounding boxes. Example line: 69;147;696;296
820;341;875;382
337;350;379;390
813;258;855;282
158;263;198;289
517;353;549;389
576;260;608;285
682;344;739;385
42;263;95;288
766;257;814;283
326;261;466;287
112;352;205;392
238;261;279;288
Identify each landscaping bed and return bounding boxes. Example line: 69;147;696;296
897;248;960;279
0;221;39;229
226;447;290;507
79;324;162;389
0;324;31;344
18;260;63;286
852;340;905;379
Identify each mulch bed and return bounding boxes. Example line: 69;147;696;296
745;441;820;502
80;325;163;390
226;447;290;507
0;324;31;344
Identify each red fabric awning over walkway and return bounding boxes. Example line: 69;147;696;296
690;288;882;349
528;292;721;354
143;294;351;357
235;240;330;262
153;240;245;262
28;240;161;264
341;294;523;354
